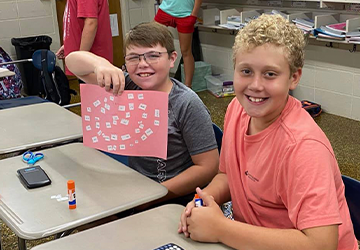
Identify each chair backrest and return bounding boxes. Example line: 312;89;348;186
342;175;360;240
212;123;223;153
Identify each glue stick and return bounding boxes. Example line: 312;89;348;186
67;180;76;209
194;194;203;207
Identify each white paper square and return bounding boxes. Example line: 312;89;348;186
142;113;147;119
96;122;100;129
101;107;106;114
110;96;114;101
120;145;126;150
128;93;134;99
87;107;92;112
121;134;131;140
104;97;108;103
138;94;144;99
113;115;119;120
113;145;117;150
119;105;126;111
113;120;118;125
120;119;129;125
145;128;153;136
129;103;134;110
84;115;90;121
111;134;118;140
93;100;101;107
155;109;160;117
139;104;147;110
86;125;91;131
105;104;110;111
105;136;110;141
126;112;130;118
92;136;98;143
95;117;100;121
139;124;144;129
106;122;111;128
141;134;147;141
154;120;160;126
97;130;102;136
135;140;139;144
135;128;140;134
107;145;113;151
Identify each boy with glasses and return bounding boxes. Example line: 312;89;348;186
66;22;219;208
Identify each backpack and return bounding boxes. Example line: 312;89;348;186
301;100;322;118
40;50;76;105
0;47;22;99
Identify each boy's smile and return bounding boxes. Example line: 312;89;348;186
234;44;301;133
125;44;177;93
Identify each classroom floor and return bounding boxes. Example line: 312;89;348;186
1;79;359;249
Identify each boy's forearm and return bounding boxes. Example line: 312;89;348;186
80;18;98;51
218;220;338;250
203;172;231;204
191;0;202;16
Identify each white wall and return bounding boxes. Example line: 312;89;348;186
0;0;60;60
121;0;360;121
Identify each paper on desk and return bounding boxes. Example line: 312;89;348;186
80;84;168;159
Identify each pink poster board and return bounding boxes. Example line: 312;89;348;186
80;84;168;159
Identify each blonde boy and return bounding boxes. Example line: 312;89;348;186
179;14;358;250
66;22;219;207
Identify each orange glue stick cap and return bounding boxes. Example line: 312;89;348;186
67;180;75;189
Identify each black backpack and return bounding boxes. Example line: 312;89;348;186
40;50;76;105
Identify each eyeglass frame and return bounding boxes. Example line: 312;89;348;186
124;50;174;66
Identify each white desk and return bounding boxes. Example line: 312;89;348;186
0;143;168;249
0;102;82;156
31;204;233;250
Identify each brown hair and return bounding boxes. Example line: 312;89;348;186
124;22;175;54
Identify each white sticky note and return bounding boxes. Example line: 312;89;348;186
87;107;92;112
139;104;147;110
97;130;102;136
155;109;160;117
119;105;126;111
120;145;126;150
126;112;130;118
101;107;106;114
120;119;129;125
96;122;100;129
110;96;114;101
105;103;110;111
93;100;101;107
108;145;113;151
145;128;153;136
121;134;131;140
139;124;144;129
86;125;91;131
92;136;98;143
113;120;118;125
129;103;134;110
105;136;110;141
106;122;111;128
128;93;134;99
135;128;140;134
141;134;147;141
112;145;117;151
142;113;147;119
111;134;118;140
154;120;160;126
113;115;119;120
84;115;90;121
104;97;108;103
138;94;144;100
95;117;100;121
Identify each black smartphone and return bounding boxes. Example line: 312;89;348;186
17;165;51;189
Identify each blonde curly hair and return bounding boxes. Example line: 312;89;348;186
233;14;306;75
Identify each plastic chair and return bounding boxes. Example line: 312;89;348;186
342;175;360;240
212;123;223;153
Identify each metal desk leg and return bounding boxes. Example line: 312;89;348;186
18;237;26;250
55;229;73;239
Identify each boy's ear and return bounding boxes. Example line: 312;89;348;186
289;68;302;90
169;51;178;68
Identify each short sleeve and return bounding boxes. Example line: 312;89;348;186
177;94;217;156
77;0;98;18
277;139;342;230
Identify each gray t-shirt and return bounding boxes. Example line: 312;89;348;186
124;74;217;183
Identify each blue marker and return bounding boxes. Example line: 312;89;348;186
194;194;203;207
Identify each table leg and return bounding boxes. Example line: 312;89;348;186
55;229;73;239
18;237;26;250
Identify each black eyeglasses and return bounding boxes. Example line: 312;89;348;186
124;51;169;66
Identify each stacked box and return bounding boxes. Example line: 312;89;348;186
181;61;212;92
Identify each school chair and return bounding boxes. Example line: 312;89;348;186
212;123;223;153
342;175;360;240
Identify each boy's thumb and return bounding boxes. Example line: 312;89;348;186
196;187;214;206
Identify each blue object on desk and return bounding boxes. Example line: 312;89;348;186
22;151;44;165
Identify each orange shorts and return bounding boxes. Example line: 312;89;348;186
154;9;197;34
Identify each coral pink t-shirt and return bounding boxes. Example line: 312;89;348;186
63;0;113;75
219;96;357;250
